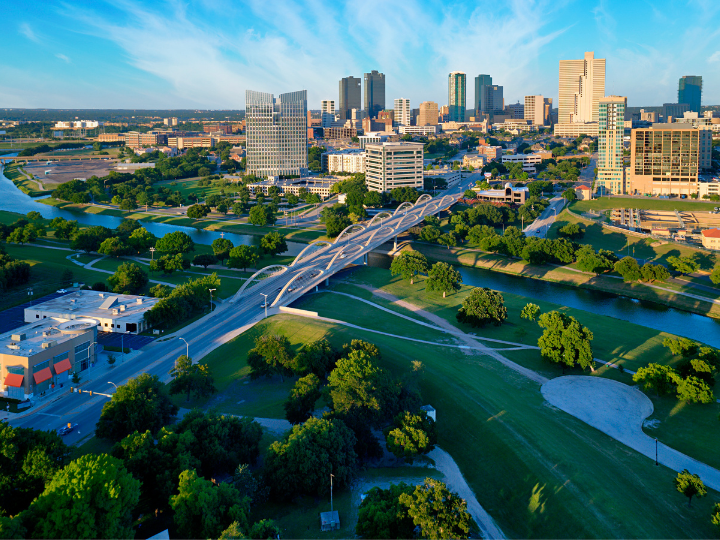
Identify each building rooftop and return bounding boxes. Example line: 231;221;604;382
0;318;97;358
26;290;159;321
701;228;720;238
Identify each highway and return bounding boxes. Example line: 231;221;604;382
9;176;476;443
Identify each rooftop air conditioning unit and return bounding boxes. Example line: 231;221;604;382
11;334;26;341
112;309;119;315
119;305;126;312
99;293;104;298
42;341;56;349
7;344;19;350
136;298;143;304
42;331;49;337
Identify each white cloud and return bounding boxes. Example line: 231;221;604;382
19;23;40;43
709;51;720;63
55;53;71;63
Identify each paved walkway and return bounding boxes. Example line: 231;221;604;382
62;252;177;287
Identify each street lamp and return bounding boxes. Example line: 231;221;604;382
260;293;268;319
107;381;118;390
178;337;189;358
209;288;216;312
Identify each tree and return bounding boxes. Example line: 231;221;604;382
17;454;140;540
156;231;195;255
289;339;338;376
149;283;173;298
26;211;42;221
127;227;157;254
456;287;507;327
385;411;437;462
633;364;678;396
50;217;79;240
248;520;281;539
356;483;416;539
247;334;294;380
151;253;190;275
228;244;259;271
674;470;707;506
326;214;352;238
260;231;288;257
7;225;38;245
663;337;699;358
249;204;270;226
711;503;720;534
97;237;129;258
119;198;137;211
192;253;218;269
520;303;541;321
96;373;179;441
437;233;457;250
537;311;594;371
562;188;577;201
264;417;357;500
170;469;249;540
667;255;699;275
107;262;149;294
640;263;670;283
420;225;442;243
673;374;715;404
284;373;322;424
212;238;234;265
575;245;613;274
710;265;720;286
557;222;584;240
398;478;475;539
390;250;429;285
169;355;217;401
426;262;462;298
187;203;210;220
232;201;247;217
615;256;642;282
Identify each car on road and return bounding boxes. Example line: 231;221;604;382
56;289;67;294
260;301;269;308
339;254;347;259
58;423;78;436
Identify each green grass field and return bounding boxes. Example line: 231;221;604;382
1;163;51;196
572;197;720;213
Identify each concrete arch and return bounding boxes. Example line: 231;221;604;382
393;201;414;216
439;194;454;208
365;225;395;247
334;223;366;244
290;240;333;267
326;243;363;270
414;193;432;206
271;267;324;307
231;265;288;303
367;211;393;228
396;212;420;230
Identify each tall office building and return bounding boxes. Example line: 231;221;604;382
506;103;524;119
448;72;466;122
394;98;411;126
364;70;385;118
597;96;627;195
474;74;492;117
524;95;552;126
321;100;335;128
662;102;690;121
245;89;308;178
678;76;702;114
418;101;439;126
481;85;504;115
365;142;424;192
558;51;606;124
339;76;361;121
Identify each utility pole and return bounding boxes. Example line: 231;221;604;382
209;288;216;312
330;472;334;514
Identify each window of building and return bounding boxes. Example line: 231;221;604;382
53;351;69;363
33;360;50;373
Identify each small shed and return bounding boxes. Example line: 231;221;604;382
320;510;340;532
420;404;436;422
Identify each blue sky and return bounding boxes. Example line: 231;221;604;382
1;0;719;110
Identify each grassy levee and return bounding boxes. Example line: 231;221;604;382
572;196;720;212
1;163;52;196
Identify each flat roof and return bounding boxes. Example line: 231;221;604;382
0;318;96;358
26;290;158;321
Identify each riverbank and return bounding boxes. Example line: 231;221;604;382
0;163;51;197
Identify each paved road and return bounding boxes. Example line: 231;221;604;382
524;197;566;238
577;153;597;187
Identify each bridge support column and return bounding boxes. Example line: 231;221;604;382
363;253;367;265
325;277;329;286
394;236;398;250
315;285;318;292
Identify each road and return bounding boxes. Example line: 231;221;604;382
524;196;566;238
9;177;477;442
577;153;597;187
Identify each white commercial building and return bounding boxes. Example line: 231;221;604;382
358;132;388;149
398;125;439;135
524;95;552;126
365;142;424;193
394;98;411;126
556;51;606;137
323;149;366;173
501;151;552;173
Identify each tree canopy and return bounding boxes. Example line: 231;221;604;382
155;231;195;255
537;311;594;371
385;411;437;462
456;287;507;327
426;262;462;298
390;250;429;285
169;355;217;401
107;262;148;294
398;478;475;539
674;469;707;506
356;483;416;539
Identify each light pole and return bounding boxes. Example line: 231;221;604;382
209;288;216;312
108;381;118;391
178;337;189;359
260;293;268;319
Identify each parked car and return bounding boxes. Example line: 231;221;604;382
56;289;67;294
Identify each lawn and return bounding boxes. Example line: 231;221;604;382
572;196;720;213
1;163;51;196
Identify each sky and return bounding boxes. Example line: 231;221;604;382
1;0;719;111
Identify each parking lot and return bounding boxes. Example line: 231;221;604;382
0;291;71;335
24;159;116;186
97;332;155;350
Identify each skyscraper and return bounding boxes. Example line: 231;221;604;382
558;51;606;124
364;70;385;118
524;95;553;126
448;72;466;122
474;74;492;117
678;76;702;114
418;101;439;126
597;96;626;195
481;85;503;115
394;98;411;126
245;89;307;178
321;100;335;128
339;76;361;121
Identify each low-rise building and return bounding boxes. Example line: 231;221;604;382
247;177;341;198
97;133;126;143
324;127;357;140
424;168;461;187
553;122;599;137
472;183;529;204
124;131;168;148
25;291;159;334
478;145;503;161
398;125;439;135
462;153;487;168
575;185;592;200
365;142;424;193
323;149;366;174
168;136;215;149
1;318;98;400
358;132;388;149
699;180;720;199
701;228;720;250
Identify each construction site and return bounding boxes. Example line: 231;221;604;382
611;207;720;244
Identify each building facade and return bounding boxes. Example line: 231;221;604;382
364;70;385;119
418;101;439;126
448;72;466;122
245;89;308;178
505;103;524;119
124;132;168;148
365;142;424;192
481;85;504;115
321;100;336;128
663;103;690;120
701;229;720;250
679;76;702;114
398;125;438;135
339;76;361;121
558;51;606;124
524;95;552;126
394;98;411;127
596;96;627;195
474;74;492;118
324;149;366;174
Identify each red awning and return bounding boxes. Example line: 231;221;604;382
33;367;52;385
4;374;24;388
53;358;72;374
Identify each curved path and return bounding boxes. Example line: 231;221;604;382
542;376;720;491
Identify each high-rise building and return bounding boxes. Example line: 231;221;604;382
678;76;702;114
394;98;411;126
439;105;450;123
474;74;492;118
245;89;308;178
448;72;466;122
597;96;627;195
365;142;424;192
524;95;553;126
364;70;385;118
321;100;335;128
505;103;524;119
339;76;361;121
481;85;503;115
418;101;439;126
558;51;606;124
662;102;690;121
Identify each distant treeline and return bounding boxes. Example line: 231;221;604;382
0;109;246;122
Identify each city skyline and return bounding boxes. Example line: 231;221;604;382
1;0;719;110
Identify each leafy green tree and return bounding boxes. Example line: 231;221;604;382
187;203;210;220
575;245;613;274
127;227;157;254
385;411;437;462
26;211;42;221
260;231;288;257
97;237;129;257
437;233;457;250
169;355;217;401
107;262;148;294
364;191;383;207
96;373;179;441
562;188;577;201
426;262;462;298
398;478;475;539
326;214;352;237
264;417;357;500
520;303;541;321
420;225;442;243
49;217;79;240
711;503;720;534
710;265;720;286
112;429;175;503
663;337;699;358
212;237;235;265
537;311;594;371
119;198;137;211
228;244;259;271
674;469;707;506
7;225;38;245
219;521;245;539
667;255;699;275
356;483;416;539
170;469;249;539
150;253;190;275
633;364;678;396
249;204;274;226
615;256;642;282
247;334;294;380
290;339;338;376
149;283;173;298
192;253;218;268
284;374;322;424
557;222;584;240
248;519;281;539
156;231;195;255
390;250;429;285
640;262;670;282
17;454;140;539
456;287;507;327
672;374;715;404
